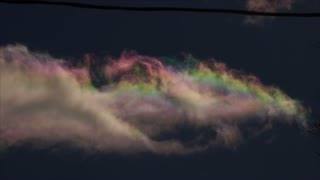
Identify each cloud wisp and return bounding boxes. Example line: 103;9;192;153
0;45;307;154
245;0;295;24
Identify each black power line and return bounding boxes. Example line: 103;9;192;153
1;0;320;17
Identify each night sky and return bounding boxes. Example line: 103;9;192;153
0;0;320;180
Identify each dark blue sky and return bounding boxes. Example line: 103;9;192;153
0;1;320;179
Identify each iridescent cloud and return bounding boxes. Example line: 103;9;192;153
0;45;307;154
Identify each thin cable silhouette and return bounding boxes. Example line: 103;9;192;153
0;0;320;17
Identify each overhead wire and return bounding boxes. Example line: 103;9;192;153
0;0;320;17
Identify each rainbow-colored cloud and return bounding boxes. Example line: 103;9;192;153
0;45;307;154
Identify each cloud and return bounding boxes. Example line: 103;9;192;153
245;0;295;24
0;45;307;154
